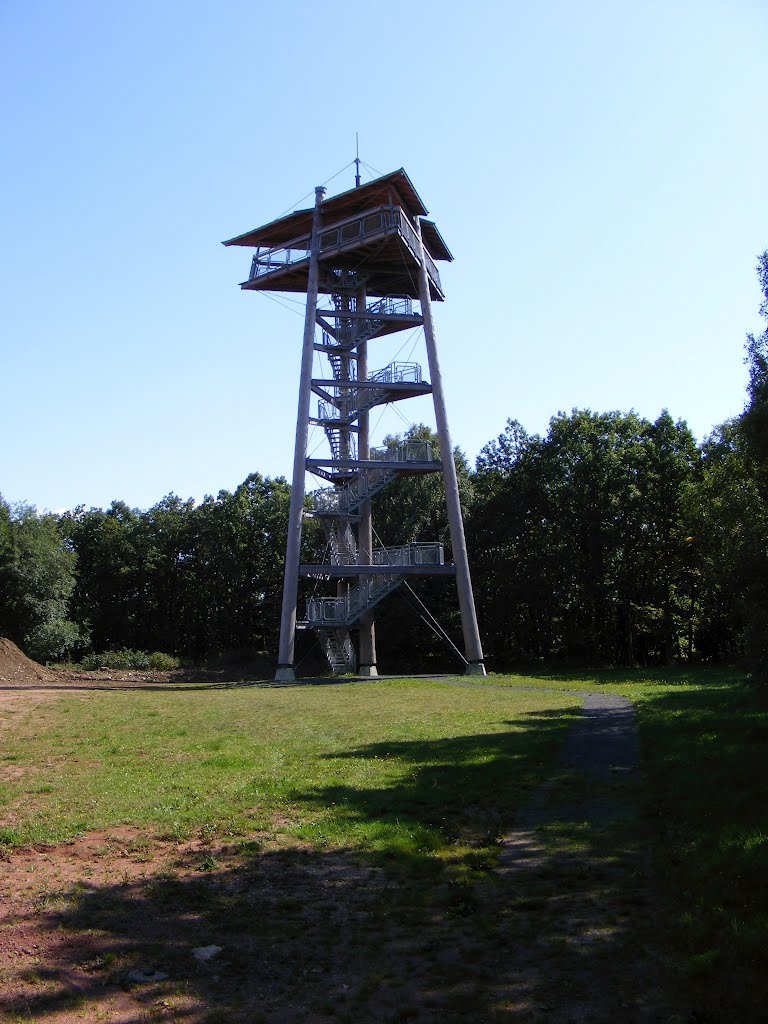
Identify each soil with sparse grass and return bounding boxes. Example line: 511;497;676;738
0;820;676;1024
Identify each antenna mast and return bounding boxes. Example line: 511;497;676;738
354;132;361;188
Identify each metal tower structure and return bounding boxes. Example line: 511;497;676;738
223;168;486;681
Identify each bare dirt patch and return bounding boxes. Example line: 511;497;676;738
0;637;52;685
1;827;459;1023
0;821;679;1024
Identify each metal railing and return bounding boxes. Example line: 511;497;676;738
326;521;358;565
315;363;423;428
247;206;442;293
367;296;413;317
311;461;403;516
317;399;342;422
317;395;355;421
313;488;343;513
305;597;347;625
323;425;356;461
370;441;436;464
249;239;311;281
304;572;401;626
368;361;422;385
317;628;356;672
323;338;357;379
372;542;444;567
311;444;436;516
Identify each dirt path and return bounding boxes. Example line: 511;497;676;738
0;679;677;1023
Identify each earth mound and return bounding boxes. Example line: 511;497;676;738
0;637;51;684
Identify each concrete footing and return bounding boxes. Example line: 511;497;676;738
465;661;487;677
274;666;296;682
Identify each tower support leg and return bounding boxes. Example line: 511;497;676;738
356;284;378;676
275;186;326;682
415;220;486;677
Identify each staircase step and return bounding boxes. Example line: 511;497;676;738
317;628;356;673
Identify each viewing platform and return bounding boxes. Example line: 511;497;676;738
307;439;442;478
316;296;423;346
301;541;454;577
222;169;452;301
311;362;432;427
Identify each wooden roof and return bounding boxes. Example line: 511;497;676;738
222;168;452;262
420;221;453;263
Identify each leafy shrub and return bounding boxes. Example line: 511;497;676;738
82;649;150;670
147;651;180;670
24;619;89;664
81;649;180;671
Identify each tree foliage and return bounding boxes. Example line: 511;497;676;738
736;251;768;681
0;497;86;661
61;474;293;661
469;410;701;667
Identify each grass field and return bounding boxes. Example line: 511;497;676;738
1;670;767;1022
0;679;580;863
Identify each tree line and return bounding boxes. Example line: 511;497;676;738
2;254;766;678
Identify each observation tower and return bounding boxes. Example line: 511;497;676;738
224;168;485;681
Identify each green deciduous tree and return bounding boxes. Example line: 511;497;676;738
682;421;757;663
0;497;86;661
185;473;292;659
61;474;293;662
470;410;700;667
61;501;144;652
738;251;768;682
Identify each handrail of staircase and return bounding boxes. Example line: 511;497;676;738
372;542;444;567
311;462;400;516
305;597;346;625
369;441;434;464
367;296;413;317
304;570;402;626
368;361;422;385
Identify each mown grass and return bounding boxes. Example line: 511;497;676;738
0;678;579;870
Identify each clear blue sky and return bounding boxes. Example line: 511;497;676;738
2;0;766;513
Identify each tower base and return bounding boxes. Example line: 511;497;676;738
274;665;296;682
465;661;487;677
358;664;379;677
